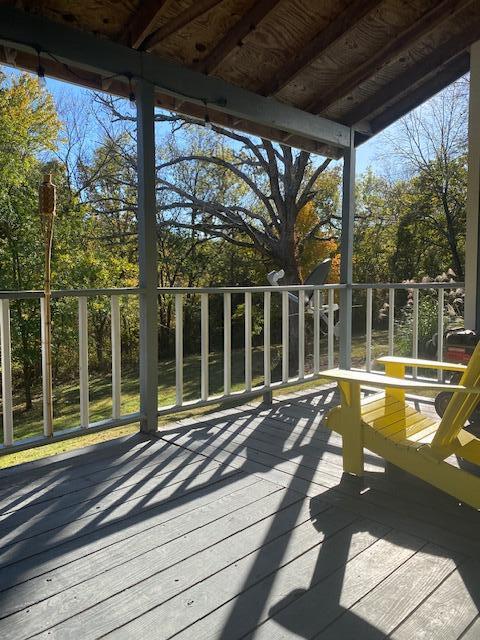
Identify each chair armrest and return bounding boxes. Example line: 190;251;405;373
376;356;466;373
321;368;477;393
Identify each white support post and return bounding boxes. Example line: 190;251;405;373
298;290;305;379
111;295;121;419
78;296;89;428
137;79;158;433
339;129;356;369
175;294;183;406
282;291;289;383
313;289;320;375
388;288;395;356
244;292;252;392
328;289;334;369
224;293;231;395
0;300;13;446
201;293;209;401
465;41;480;331
263;291;271;388
366;288;372;372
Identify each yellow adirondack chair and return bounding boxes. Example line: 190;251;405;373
322;341;480;510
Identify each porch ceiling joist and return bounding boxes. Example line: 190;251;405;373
123;0;170;50
344;17;480;127
309;0;473;114
259;0;383;97
193;0;282;75
0;6;351;156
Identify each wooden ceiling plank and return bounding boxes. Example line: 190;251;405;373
123;0;170;49
310;0;473;114
366;52;470;136
343;19;480;127
259;0;383;97
194;0;282;75
143;0;224;52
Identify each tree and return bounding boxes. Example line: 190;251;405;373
380;80;468;279
96;95;341;286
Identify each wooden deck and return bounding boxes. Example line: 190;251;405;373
1;386;480;639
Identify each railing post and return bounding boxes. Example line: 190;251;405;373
78;296;89;428
263;291;272;405
137;79;158;434
0;299;13;446
339;129;355;369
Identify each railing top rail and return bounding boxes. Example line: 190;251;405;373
156;284;346;294
0;288;141;300
0;281;465;299
350;281;464;290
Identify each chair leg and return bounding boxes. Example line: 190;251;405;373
339;381;364;476
342;426;364;475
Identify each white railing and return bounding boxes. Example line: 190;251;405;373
0;281;464;453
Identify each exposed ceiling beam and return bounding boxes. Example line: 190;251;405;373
0;5;351;153
309;0;473;114
194;0;282;75
366;52;470;136
142;0;224;52
343;19;480;127
258;0;383;97
122;0;170;49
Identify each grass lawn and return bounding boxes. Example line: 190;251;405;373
0;330;392;468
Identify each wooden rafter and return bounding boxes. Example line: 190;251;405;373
343;18;480;127
194;0;282;75
142;0;224;52
309;0;473;114
259;0;383;97
122;0;169;49
366;52;470;135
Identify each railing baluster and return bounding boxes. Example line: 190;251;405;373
40;297;53;436
175;294;183;406
224;293;231;395
282;291;289;383
111;295;121;419
437;288;445;381
245;292;252;392
412;288;419;379
298;290;305;380
388;288;395;356
327;289;334;369
78;296;89;428
264;291;271;388
313;289;320;375
366;288;373;372
0;299;13;446
201;293;209;401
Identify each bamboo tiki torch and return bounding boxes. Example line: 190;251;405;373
39;173;56;437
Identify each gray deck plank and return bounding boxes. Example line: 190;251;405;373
0;477;270;618
118;518;388;640
317;544;461;640
242;529;423;640
27;492;328;639
0;472;258;590
390;563;480;640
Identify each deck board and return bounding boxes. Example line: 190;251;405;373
1;385;480;639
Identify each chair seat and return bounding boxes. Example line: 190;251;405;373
360;394;438;447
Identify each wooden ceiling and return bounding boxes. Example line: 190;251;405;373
1;0;478;155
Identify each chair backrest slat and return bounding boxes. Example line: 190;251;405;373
433;339;480;448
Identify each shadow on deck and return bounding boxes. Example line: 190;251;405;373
0;385;480;639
